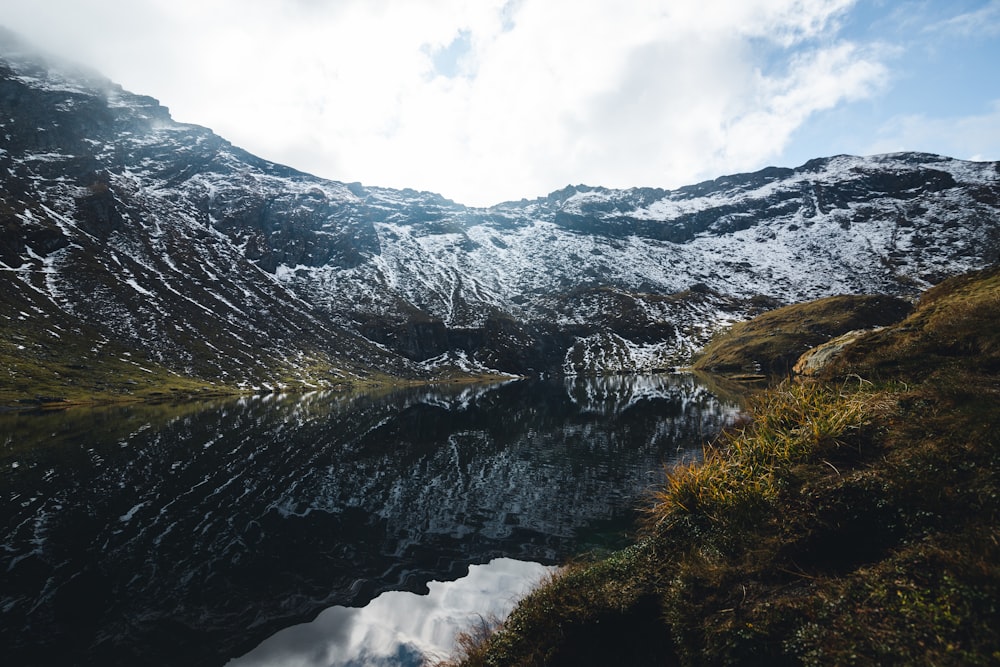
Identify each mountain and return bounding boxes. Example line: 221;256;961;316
1;28;998;397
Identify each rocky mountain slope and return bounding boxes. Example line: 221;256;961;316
1;28;998;393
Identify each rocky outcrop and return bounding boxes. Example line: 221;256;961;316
793;329;873;376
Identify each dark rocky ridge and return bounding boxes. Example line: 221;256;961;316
1;28;998;389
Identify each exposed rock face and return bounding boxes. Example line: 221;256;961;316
2;28;999;384
793;329;873;376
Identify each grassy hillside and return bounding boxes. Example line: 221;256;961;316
0;286;231;407
442;268;1000;666
692;294;912;375
0;289;465;409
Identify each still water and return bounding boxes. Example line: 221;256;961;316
0;374;740;666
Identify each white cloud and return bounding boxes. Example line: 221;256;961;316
867;101;1000;163
720;43;888;167
419;0;884;200
0;0;891;205
929;0;1000;38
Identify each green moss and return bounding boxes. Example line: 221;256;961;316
0;327;234;407
0;317;507;409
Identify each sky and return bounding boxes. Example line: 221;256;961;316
1;0;999;207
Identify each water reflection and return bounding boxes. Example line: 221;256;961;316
230;558;554;667
0;375;740;666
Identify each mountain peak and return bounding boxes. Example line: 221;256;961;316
1;39;998;398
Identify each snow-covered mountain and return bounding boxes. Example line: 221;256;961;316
2;29;998;387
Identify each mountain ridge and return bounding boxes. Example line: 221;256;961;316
1;28;998;400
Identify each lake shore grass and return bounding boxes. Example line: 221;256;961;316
439;267;1000;666
0;323;518;410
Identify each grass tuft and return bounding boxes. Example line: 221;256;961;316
645;382;886;536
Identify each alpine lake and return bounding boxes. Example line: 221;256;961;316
0;374;743;666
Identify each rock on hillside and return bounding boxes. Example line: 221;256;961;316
692;294;913;375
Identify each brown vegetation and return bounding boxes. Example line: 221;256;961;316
692;294;911;375
439;268;1000;666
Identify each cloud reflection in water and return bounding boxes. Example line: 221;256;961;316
229;558;554;667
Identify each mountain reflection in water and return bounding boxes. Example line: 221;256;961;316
0;374;740;666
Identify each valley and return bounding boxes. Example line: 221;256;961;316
1;27;998;404
1;26;999;667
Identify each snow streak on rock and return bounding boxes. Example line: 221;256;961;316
2;29;998;381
